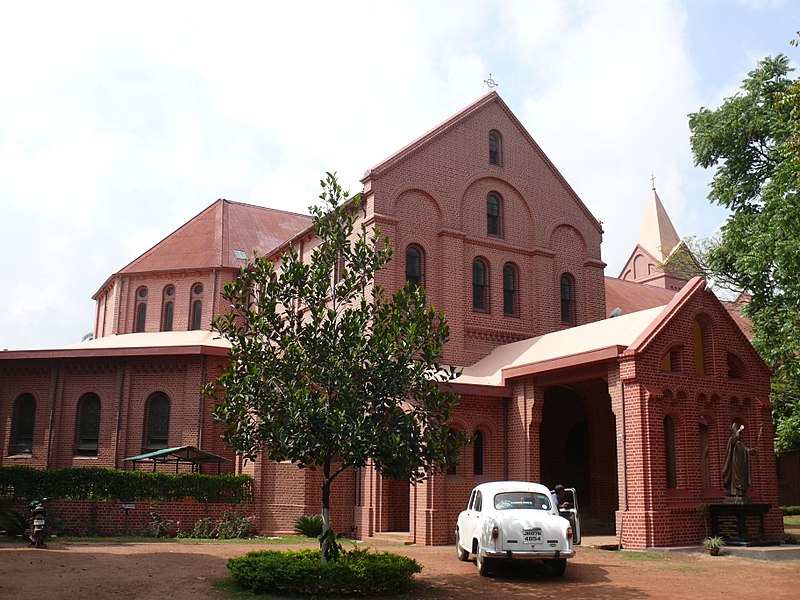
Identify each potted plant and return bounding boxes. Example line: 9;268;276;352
703;535;726;556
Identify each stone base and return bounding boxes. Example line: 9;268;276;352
709;503;779;546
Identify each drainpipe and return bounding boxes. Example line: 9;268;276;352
114;363;126;468
45;365;61;469
503;396;509;480
198;357;207;451
618;378;627;550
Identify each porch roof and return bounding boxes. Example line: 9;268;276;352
454;305;665;387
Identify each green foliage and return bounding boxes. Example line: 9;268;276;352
147;507;174;538
689;53;800;453
294;514;324;537
0;466;253;503
782;505;800;516
227;547;422;596
206;172;463;557
216;510;256;539
0;508;27;537
703;535;726;549
189;517;218;538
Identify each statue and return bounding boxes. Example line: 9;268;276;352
721;422;756;500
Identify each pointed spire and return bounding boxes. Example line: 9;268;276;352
635;188;680;261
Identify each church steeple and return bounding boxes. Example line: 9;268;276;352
618;185;698;291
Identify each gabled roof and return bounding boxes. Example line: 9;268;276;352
119;199;311;274
361;92;602;234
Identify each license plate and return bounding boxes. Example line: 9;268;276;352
523;528;542;543
33;518;45;526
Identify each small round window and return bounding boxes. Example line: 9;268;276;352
193;284;203;295
165;286;175;297
138;288;148;299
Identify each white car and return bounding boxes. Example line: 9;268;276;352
455;481;576;576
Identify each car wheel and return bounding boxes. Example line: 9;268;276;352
476;546;493;576
550;558;567;576
455;530;470;562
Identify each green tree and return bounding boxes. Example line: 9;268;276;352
206;173;462;559
689;52;800;452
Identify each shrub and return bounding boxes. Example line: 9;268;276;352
781;505;800;516
227;547;421;596
216;510;256;539
190;517;218;539
294;514;324;537
0;508;27;537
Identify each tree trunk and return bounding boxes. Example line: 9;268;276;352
320;461;332;563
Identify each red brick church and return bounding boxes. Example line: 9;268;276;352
0;92;783;548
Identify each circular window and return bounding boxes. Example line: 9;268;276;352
193;284;203;295
165;286;175;297
138;288;148;299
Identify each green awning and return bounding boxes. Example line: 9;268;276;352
124;445;229;473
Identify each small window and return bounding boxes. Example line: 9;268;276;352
75;394;101;456
727;353;746;379
503;264;518;316
699;422;710;488
190;283;204;330
489;131;501;165
560;274;576;325
405;245;424;288
660;347;682;372
664;415;677;488
144;393;170;452
9;394;36;454
162;286;175;332
134;287;148;333
473;430;484;476
487;194;502;237
472;259;489;311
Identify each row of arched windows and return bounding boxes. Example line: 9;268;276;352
7;392;171;457
134;283;204;333
405;245;577;324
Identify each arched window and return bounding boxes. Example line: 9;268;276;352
503;263;518;316
472;259;489;311
144;393;170;452
699;422;710;488
446;428;459;475
488;131;502;165
405;245;424;288
75;394;101;456
560;274;576;325
473;430;484;476
162;285;175;332
134;286;148;333
693;319;706;375
660;347;682;372
727;353;746;379
487;194;502;236
664;415;677;488
190;283;204;330
9;394;36;454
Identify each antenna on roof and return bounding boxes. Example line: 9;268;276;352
650;171;656;191
484;73;498;89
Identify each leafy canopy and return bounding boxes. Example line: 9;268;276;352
689;52;800;452
207;172;462;507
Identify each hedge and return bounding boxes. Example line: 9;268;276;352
782;506;800;516
0;466;253;503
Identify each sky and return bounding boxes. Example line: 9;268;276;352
1;0;798;350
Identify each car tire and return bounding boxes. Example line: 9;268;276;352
476;546;493;576
550;557;567;576
455;530;470;562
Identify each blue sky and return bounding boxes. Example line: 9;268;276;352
1;0;798;349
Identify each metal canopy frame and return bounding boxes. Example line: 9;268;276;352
123;445;229;474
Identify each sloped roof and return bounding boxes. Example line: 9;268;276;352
119;199;311;274
454;306;665;387
605;276;678;317
635;189;681;261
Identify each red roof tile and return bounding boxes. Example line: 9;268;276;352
604;277;678;317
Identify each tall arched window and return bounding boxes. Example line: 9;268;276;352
190;283;204;330
560;274;576;324
699;422;710;488
162;285;175;332
693;318;712;375
487;194;502;236
446;428;459;475
473;430;484;476
134;286;148;333
405;245;424;288
144;393;170;452
503;263;518;316
488;131;501;165
9;394;36;454
472;259;489;311
664;415;677;488
75;393;101;456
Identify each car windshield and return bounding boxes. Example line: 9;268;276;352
494;491;551;510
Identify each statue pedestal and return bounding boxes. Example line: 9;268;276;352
708;503;778;546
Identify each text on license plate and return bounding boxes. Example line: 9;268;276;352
523;528;542;543
34;519;45;525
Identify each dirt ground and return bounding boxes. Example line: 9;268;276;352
1;537;799;600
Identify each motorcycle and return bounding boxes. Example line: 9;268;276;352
27;499;49;548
